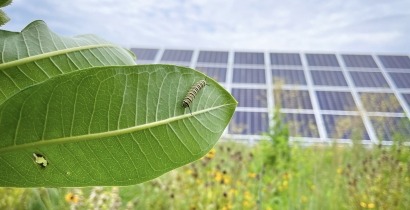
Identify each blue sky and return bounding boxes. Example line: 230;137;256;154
3;0;410;53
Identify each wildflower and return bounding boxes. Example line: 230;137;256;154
65;192;79;204
248;173;257;178
265;207;273;210
368;203;375;209
222;203;232;210
301;195;308;203
205;148;216;159
337;168;343;174
243;200;251;208
360;201;367;208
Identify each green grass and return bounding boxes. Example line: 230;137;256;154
1;140;409;210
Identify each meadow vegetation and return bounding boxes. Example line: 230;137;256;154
1;113;409;210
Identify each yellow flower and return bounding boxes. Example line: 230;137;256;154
229;189;238;196
248;173;257;178
244;191;252;200
337;168;343;174
265;207;273;210
368;203;375;209
205;148;216;159
310;184;316;191
185;169;193;175
301;195;308;203
222;203;232;210
243;200;251;207
65;192;79;204
360;201;367;208
282;180;288;188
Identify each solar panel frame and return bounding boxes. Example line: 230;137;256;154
378;55;410;69
229;111;269;135
233;68;266;84
232;88;268;108
311;70;348;86
342;54;378;68
283;113;320;138
274;89;313;109
234;52;265;65
349;71;389;88
316;91;357;111
270;53;302;66
271;69;307;86
197;50;229;64
389;72;410;88
359;92;404;113
195;66;227;82
130;48;159;61
306;53;340;67
160;49;193;62
322;114;370;140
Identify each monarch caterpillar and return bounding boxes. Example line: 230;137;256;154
182;79;207;114
33;153;48;168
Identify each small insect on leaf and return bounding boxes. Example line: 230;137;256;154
182;79;207;115
33;153;48;168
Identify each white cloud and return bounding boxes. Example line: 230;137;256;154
3;0;410;52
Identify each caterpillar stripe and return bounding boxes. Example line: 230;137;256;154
182;80;207;114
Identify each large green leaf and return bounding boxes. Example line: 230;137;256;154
0;64;237;187
0;20;136;106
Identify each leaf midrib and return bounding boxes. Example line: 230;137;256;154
0;44;118;70
0;103;236;154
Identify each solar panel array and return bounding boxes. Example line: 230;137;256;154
130;48;410;145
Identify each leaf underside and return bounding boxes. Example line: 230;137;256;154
0;65;236;187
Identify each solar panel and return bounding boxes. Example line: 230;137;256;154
197;51;229;64
311;70;348;86
402;93;410;107
342;54;378;68
370;116;410;141
274;89;312;109
234;52;265;65
232;88;267;107
378;55;410;69
161;49;193;62
322;115;370;140
306;53;340;67
195;66;227;82
316;91;357;111
389;72;410;88
229;112;269;135
233;68;266;84
271;69;307;85
130;48;158;61
349;72;389;88
270;53;302;65
283;113;319;138
360;92;403;113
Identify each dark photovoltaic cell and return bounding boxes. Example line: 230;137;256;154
229;112;269;135
232;89;267;107
270;53;302;65
195;66;227;82
389;72;410;88
360;92;403;113
161;49;193;62
234;52;265;65
271;69;307;85
233;68;266;84
283;113;319;138
130;48;158;60
402;93;410;106
322;115;370;140
342;54;378;68
316;91;357;111
349;72;389;88
274;90;312;109
370;116;410;141
197;51;229;64
378;55;410;69
311;70;348;86
306;53;340;67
